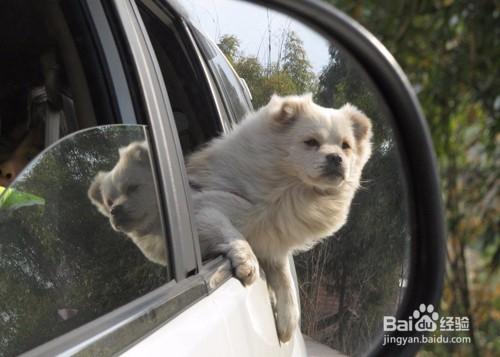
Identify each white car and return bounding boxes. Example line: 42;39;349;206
0;0;444;356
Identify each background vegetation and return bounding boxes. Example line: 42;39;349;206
328;1;499;356
217;1;499;355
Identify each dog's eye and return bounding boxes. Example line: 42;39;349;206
304;138;320;148
342;141;351;150
126;184;139;195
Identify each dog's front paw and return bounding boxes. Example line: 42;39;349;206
274;297;299;343
227;240;259;286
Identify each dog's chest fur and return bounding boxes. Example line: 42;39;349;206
240;183;354;260
129;231;167;266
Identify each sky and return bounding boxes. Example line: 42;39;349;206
183;0;331;74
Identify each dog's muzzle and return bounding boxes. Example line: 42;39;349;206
110;205;130;230
322;154;345;180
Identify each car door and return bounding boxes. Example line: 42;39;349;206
0;0;296;355
110;1;307;356
0;0;198;355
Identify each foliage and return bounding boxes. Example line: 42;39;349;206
220;1;498;354
281;31;317;94
217;30;316;108
217;34;240;65
321;0;500;356
298;47;410;356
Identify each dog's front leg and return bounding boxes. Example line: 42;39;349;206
195;206;259;286
262;257;299;343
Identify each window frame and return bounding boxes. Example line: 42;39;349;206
187;25;254;124
180;20;233;134
111;0;200;281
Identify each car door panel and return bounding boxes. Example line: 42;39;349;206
122;278;307;357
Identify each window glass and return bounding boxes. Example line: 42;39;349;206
0;126;171;356
134;0;255;269
136;3;223;156
190;25;253;123
0;0;172;354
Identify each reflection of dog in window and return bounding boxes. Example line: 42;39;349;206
87;141;167;266
0;126;44;187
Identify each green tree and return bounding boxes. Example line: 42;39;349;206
217;31;316;108
253;70;297;108
281;31;316;94
322;1;500;356
217;34;240;65
233;56;265;106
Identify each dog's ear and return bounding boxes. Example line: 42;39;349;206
88;171;109;216
341;103;373;142
268;94;312;127
131;144;150;164
118;146;128;158
119;141;150;165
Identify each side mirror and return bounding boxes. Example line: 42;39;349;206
186;0;445;355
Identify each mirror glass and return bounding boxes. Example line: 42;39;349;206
184;1;412;355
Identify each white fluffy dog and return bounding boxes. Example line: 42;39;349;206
188;94;372;342
88;94;372;343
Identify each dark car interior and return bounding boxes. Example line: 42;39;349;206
136;2;223;155
0;0;225;189
0;0;250;355
0;0;117;188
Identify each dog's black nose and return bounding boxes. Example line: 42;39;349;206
326;154;342;166
110;204;124;216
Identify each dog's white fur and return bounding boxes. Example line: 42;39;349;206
88;94;372;343
188;94;372;342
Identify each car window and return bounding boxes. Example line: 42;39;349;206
0;1;172;355
134;0;244;268
190;25;253;124
134;1;224;156
0;126;171;356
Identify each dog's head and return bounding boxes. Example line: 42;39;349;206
265;94;373;190
88;141;159;235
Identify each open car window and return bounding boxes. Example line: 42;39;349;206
134;1;223;157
